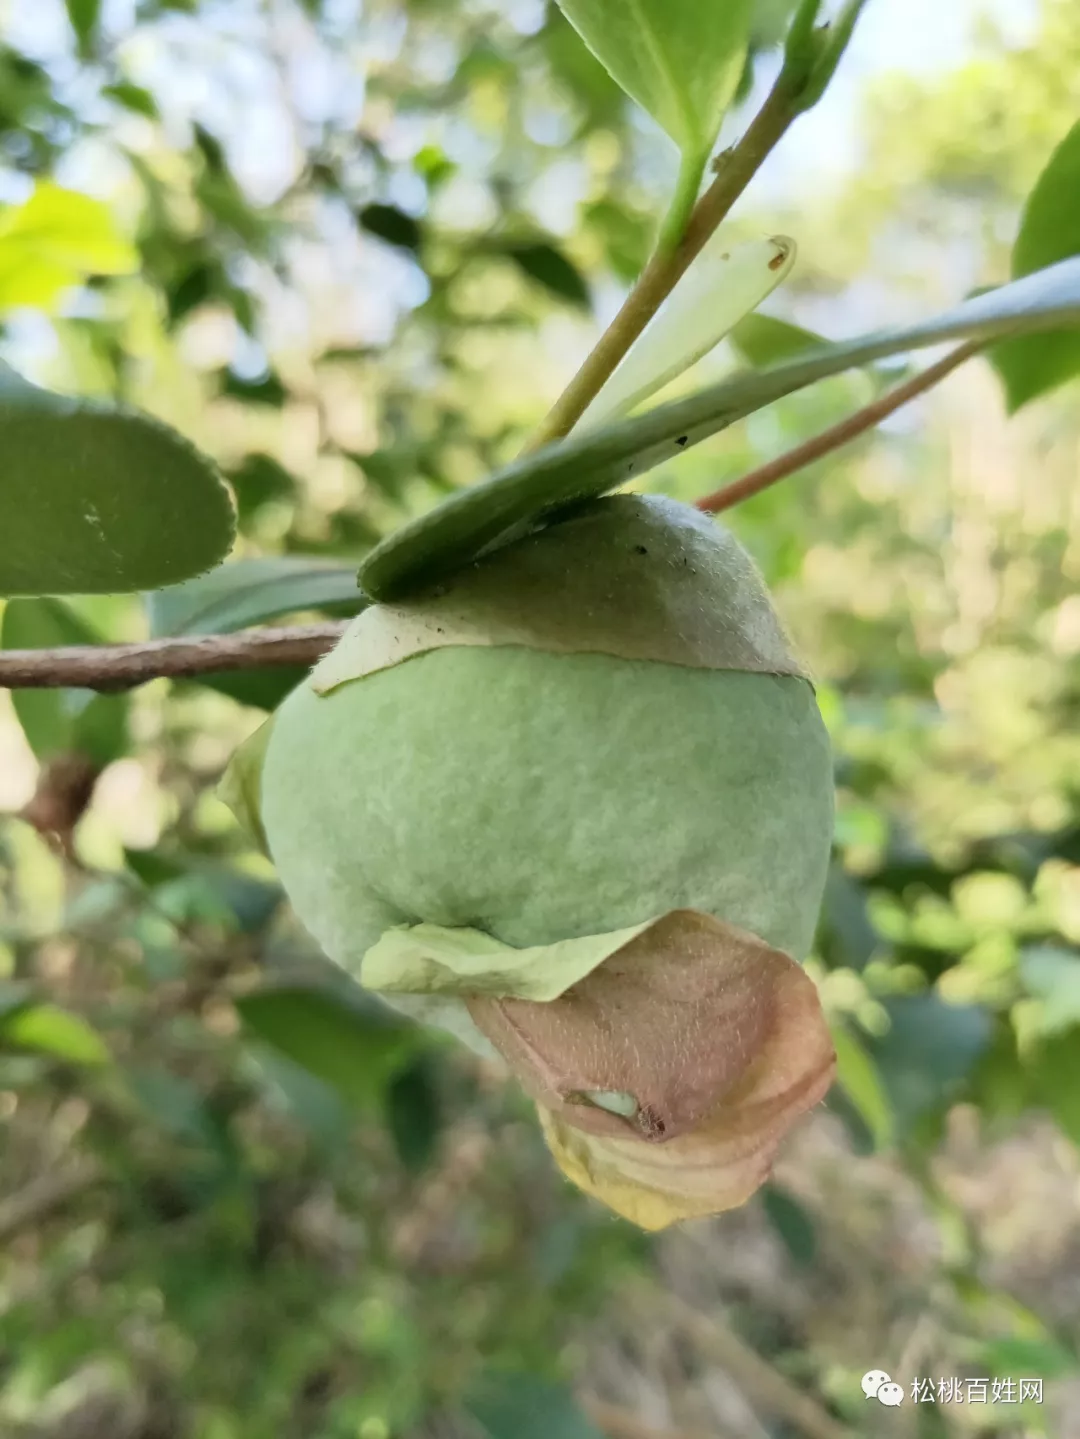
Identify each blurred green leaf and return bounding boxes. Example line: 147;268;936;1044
978;1335;1078;1381
385;1053;443;1172
0;1003;110;1064
2;598;127;763
729;311;825;366
0;363;235;596
761;1182;817;1266
146;556;364;636
102;81;159;118
64;0;101;56
503;240;591;309
358;203;423;251
1028;1026;1080;1147
0;181;136;312
1020;945;1080;1036
832;1021;895;1151
236;983;417;1111
993;120;1080;410
360;257;1080;599
467;1373;603;1439
219;369;288;407
870;993;993;1137
553;0;752;163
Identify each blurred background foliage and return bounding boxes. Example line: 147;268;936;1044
1;0;1080;1435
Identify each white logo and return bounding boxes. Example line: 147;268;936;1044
862;1371;905;1407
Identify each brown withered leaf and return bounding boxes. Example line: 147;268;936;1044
537;955;836;1229
465;909;825;1144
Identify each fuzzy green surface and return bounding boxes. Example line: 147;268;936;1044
261;645;834;973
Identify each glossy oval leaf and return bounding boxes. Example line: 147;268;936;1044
555;0;753;162
0;363;235;596
360;256;1080;599
992;120;1080;411
146;556;365;637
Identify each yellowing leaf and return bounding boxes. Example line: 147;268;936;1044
0;181;137;314
1;1003;110;1065
577;235;795;430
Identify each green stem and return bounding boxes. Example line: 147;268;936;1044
655;148;707;257
519;75;800;455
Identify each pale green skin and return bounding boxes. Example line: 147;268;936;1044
260;645;834;974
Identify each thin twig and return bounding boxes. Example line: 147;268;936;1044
522;72;807;452
696;340;984;514
0;1160;103;1244
650;1292;854;1439
0;622;346;692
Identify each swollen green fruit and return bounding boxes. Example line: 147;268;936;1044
251;494;837;1229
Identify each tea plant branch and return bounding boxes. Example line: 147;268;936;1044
696;338;985;514
523;0;868;452
0;622;346;692
634;1289;853;1439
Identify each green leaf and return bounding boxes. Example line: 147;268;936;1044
101;82;159;119
0;363;235;596
554;0;753;162
870;993;993;1139
0;182;136;312
1028;1026;1080;1147
993;121;1080;410
729;311;825;366
578;235;795;430
467;1374;603;1439
385;1053;443;1172
235;983;417;1111
761;1182;817;1266
146;556;364;637
503;241;591;310
64;0;101;55
358;203;423;252
1020;945;1080;1037
2;598;126;763
0;1003;110;1064
832;1021;894;1151
360;256;1080;599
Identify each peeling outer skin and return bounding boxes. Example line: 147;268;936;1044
218;714;276;856
310;495;807;693
466;909;827;1145
537;966;837;1231
360;918;654;1003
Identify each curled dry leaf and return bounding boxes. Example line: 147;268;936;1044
533;925;836;1230
311;495;805;693
465;910;802;1142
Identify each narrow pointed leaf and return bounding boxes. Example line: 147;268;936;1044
360;257;1080;599
146;556;365;637
577;236;795;430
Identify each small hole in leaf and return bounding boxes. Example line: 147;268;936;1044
634;545;648;555
676;435;688;447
